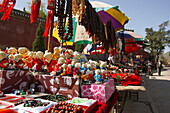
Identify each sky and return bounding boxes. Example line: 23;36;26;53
14;0;170;53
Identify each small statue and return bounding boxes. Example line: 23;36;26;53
79;55;85;63
61;64;67;76
81;70;88;84
65;53;72;65
44;53;57;73
94;70;103;84
24;51;35;69
18;47;29;59
101;70;106;79
0;51;9;69
34;51;44;72
73;63;79;77
14;54;25;70
66;64;73;76
53;57;65;75
100;61;107;70
81;64;87;74
52;47;60;61
68;49;74;58
89;71;94;83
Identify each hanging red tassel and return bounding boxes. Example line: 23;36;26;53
0;0;16;21
30;0;41;23
43;11;53;38
0;0;9;12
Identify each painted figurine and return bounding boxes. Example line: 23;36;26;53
44;53;57;73
94;70;103;84
34;51;44;72
66;64;73;76
53;57;65;75
61;64;67;76
73;63;79;77
52;47;60;62
14;54;25;70
0;51;9;69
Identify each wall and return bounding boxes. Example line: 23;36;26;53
0;9;58;51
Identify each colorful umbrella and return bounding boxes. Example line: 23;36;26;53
97;10;123;31
106;6;130;26
118;31;144;43
96;6;130;31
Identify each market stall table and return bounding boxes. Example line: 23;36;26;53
81;79;115;103
0;70;31;93
31;74;81;98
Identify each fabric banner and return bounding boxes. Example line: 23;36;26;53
74;22;92;45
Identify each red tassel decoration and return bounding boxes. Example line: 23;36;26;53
0;0;9;12
43;11;53;38
0;0;16;21
30;0;41;23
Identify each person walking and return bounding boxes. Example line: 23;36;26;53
157;59;163;76
147;61;152;76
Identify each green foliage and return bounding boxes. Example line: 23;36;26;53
145;21;170;62
32;22;45;52
75;44;85;53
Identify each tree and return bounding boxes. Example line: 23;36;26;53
145;21;170;63
32;22;45;52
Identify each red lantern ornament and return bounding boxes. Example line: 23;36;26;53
30;0;41;23
47;0;55;10
0;0;16;21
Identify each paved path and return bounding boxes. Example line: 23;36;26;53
123;67;170;113
146;67;170;113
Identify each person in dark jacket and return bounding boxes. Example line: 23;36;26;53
157;59;163;76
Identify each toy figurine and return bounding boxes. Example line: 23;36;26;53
53;57;65;75
79;55;85;63
87;64;91;71
0;51;9;69
52;47;60;61
72;54;80;63
66;64;73;76
7;47;17;55
101;70;106;79
14;54;25;70
81;64;87;74
65;53;72;65
73;63;79;77
68;49;74;58
94;70;103;84
100;61;107;70
89;71;94;83
34;51;44;72
18;47;29;59
81;70;88;84
61;64;67;76
24;51;35;69
44;53;57;73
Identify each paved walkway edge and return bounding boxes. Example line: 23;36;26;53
144;75;159;113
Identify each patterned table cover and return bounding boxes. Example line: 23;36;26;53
81;79;115;103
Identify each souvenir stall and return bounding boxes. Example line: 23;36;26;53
0;0;123;113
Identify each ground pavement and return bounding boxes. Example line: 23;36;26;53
122;67;170;113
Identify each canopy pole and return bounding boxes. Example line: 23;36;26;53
47;1;56;52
